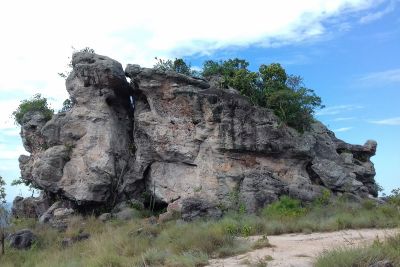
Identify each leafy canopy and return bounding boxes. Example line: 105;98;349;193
154;57;200;77
12;94;54;125
201;59;324;132
59;98;73;113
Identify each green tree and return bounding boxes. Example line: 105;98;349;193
202;58;262;105
12;94;54;125
154;57;199;77
202;59;323;132
0;176;9;255
59;98;74;113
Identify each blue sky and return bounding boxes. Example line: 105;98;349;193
0;0;399;202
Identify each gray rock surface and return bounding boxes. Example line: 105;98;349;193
8;229;37;249
19;52;135;204
369;260;394;267
12;195;50;219
38;200;75;230
124;64;378;216
16;52;379;219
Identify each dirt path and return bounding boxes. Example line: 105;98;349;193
208;228;399;267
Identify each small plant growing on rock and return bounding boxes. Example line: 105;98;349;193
313;189;332;207
154;57;200;77
58;46;95;79
12;94;54;125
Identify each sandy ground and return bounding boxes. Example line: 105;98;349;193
207;228;399;267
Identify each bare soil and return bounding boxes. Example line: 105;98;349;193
208;228;399;267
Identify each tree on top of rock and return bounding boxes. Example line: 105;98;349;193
154;57;200;77
202;59;324;132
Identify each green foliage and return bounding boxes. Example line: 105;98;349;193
262;195;306;219
1;175;10;256
387;188;400;207
0;176;5;204
202;59;324;132
10;179;24;186
59;98;73;113
226;187;247;214
152;57;323;131
154;57;199;77
202;58;262;103
12;94;54;125
1;196;400;266
313;189;332;207
265;84;323;132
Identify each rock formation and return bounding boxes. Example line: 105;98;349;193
15;52;378;220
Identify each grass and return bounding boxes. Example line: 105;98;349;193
315;234;400;267
1;195;399;267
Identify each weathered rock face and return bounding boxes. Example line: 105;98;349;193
12;195;50;219
19;53;135;204
124;65;378;216
7;229;37;249
15;52;378;219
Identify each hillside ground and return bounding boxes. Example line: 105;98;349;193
1;194;400;267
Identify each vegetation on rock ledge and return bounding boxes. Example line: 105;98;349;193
12;94;54;126
154;57;324;132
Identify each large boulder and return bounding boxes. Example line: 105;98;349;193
17;52;379;219
124;64;379;215
8;229;37;249
12;195;50;219
19;52;135;204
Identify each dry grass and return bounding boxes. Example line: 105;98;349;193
1;196;399;267
315;234;400;267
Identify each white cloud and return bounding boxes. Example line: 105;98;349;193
0;144;27;160
316;105;363;116
0;0;383;143
358;68;400;86
0;0;392;202
369;117;400;125
359;0;398;24
334;127;353;132
0;99;23;130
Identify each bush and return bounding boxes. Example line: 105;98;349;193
262;196;306;219
154;57;199;77
202;59;324;132
12;94;54;125
388;188;400;207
